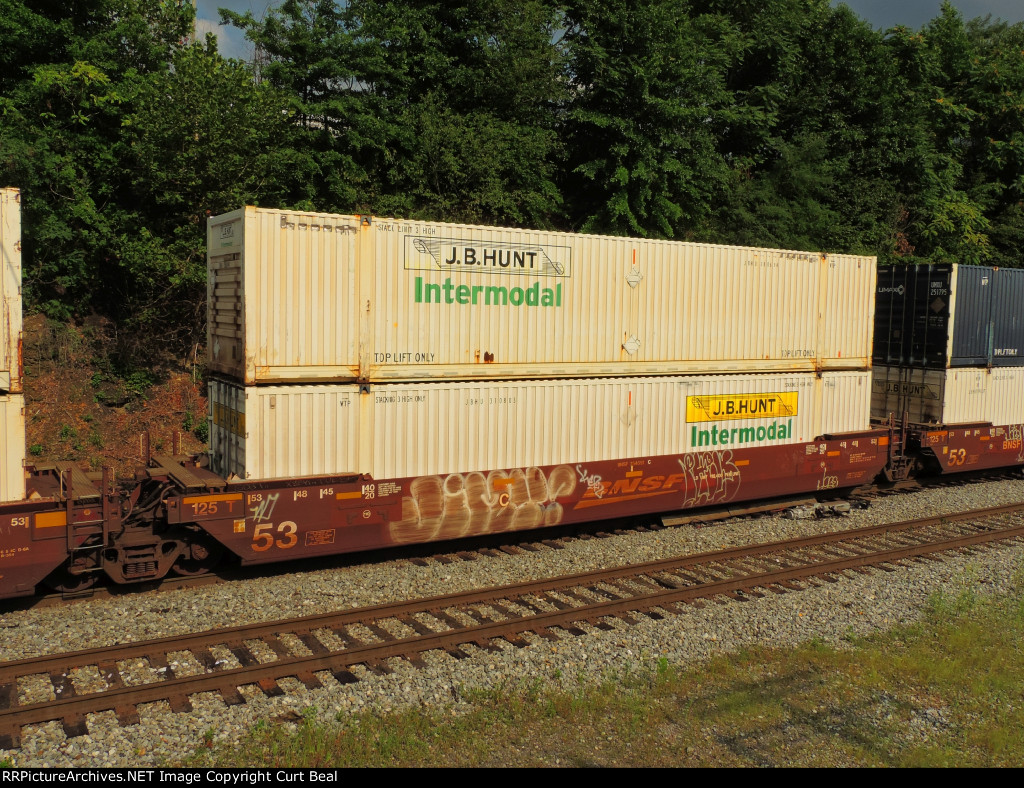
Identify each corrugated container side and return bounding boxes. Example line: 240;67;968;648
871;365;1024;425
0;393;25;502
211;372;872;482
209;207;876;383
874;264;1024;370
207;208;361;383
0;188;23;393
991;268;1024;366
871;366;948;423
873;265;954;368
822;253;875;366
365;217;875;375
949;266;993;366
207;209;246;381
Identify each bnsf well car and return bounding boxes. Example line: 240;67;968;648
0;194;1020;599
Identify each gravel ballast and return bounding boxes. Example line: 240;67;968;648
2;477;1023;766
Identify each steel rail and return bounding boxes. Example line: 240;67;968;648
1;505;1022;748
3;500;1020;684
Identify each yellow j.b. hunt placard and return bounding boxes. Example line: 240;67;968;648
212;402;246;437
686;392;799;422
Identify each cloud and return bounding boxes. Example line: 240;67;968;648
194;16;253;61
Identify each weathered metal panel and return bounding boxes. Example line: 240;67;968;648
208;208;876;383
0;393;25;502
0;188;23;394
208;379;361;481
991;268;1024;366
207;208;361;383
873;265;953;368
210;372;872;482
871;365;1024;425
949;266;993;366
821;253;876;367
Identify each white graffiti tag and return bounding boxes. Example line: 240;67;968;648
249;493;280;523
1010;424;1024;463
575;464;605;498
816;462;840;491
677;451;742;508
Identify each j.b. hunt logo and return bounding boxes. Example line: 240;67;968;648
405;237;571;277
685;392;798;448
414;277;563;308
686;393;798;422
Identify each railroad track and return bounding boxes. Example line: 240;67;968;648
3;500;1024;750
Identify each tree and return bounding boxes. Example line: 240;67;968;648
883;4;995;266
225;0;567;225
0;0;194;323
697;1;902;255
115;40;297;359
559;0;745;238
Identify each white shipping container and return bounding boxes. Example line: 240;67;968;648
209;371;872;482
0;188;22;393
0;393;25;502
208;208;876;384
871;365;1024;426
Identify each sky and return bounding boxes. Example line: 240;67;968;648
195;1;1024;61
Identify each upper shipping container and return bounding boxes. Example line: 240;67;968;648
874;264;1024;369
208;208;876;384
0;188;22;393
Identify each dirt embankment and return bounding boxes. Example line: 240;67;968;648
21;314;208;478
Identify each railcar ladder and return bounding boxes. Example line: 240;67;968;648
58;463;109;579
884;412;914;482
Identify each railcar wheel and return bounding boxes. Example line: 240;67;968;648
172;535;224;576
42;564;98;594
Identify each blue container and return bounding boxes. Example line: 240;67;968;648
874;264;1024;368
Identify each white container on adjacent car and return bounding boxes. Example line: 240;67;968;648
0;188;22;394
209;371;872;482
871;365;1024;426
0;393;25;502
208;208;876;384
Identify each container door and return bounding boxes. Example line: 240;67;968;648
949;266;994;367
990;268;1024;366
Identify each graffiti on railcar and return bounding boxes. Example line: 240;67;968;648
389;465;577;544
677;450;742;508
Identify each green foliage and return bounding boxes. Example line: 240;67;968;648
183;405;209;443
561;0;744;237
1;0;1022;387
117;40;295;361
226;0;566;225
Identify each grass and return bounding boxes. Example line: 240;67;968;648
190;575;1024;767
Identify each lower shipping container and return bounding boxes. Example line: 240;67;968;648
209;372;872;482
0;393;24;502
871;365;1024;426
